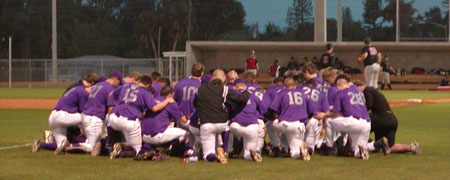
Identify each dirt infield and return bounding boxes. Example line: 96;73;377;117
1;97;450;110
0;98;58;109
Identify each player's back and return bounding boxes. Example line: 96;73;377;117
266;84;284;101
270;89;308;122
245;82;260;94
113;84;155;120
334;86;370;121
141;96;183;136
83;81;115;119
152;82;163;97
174;77;201;116
328;85;339;106
55;86;88;113
230;92;263;126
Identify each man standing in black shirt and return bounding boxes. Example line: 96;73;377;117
356;37;381;89
354;80;422;155
194;69;250;164
319;43;335;77
287;57;298;70
380;55;396;90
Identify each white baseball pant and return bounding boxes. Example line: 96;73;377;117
230;122;258;160
257;119;265;152
364;63;381;89
382;72;390;84
305;118;319;153
142;127;187;145
79;114;104;152
199;122;229;160
325;116;370;157
188;125;200;148
266;120;289;150
48;110;82;148
107;113;142;153
273;120;306;159
315;118;324;148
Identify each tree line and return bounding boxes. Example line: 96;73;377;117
0;0;448;59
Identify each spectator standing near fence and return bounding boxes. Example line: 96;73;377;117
287;56;298;70
380;55;395;90
246;50;259;76
356;37;382;89
318;43;335;77
269;60;280;85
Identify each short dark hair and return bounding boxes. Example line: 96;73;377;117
191;63;205;77
326;43;333;50
273;77;283;84
159;78;171;87
302;62;318;74
304;79;317;87
84;73;99;84
364;37;371;44
160;86;173;96
139;75;153;86
151;71;162;81
335;74;352;85
274;60;279;64
353;80;366;87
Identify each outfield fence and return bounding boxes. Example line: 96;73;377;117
0;58;186;88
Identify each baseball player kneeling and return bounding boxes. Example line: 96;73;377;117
141;87;191;160
229;79;266;162
269;77;314;161
324;74;371;160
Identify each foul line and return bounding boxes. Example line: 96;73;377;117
0;143;32;151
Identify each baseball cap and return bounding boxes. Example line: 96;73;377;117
201;75;211;84
234;78;245;86
98;76;106;82
109;70;124;85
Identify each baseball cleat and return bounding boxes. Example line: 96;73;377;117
110;143;123;159
250;149;263;163
411;139;422;155
358;145;369;160
31;139;41;153
216;147;228;164
270;147;281;157
55;138;69;155
91;142;102;157
300;143;310;161
377;137;391;155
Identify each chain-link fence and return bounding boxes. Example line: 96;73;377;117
0;58;186;88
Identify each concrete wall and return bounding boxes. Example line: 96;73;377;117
186;41;450;75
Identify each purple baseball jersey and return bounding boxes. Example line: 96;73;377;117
54;86;89;113
229;91;266;126
269;89;311;123
328;85;339;106
152;82;163;97
111;83;134;104
112;84;157;120
245;82;260;94
266;84;284;101
173;77;201;116
83;81;116;120
299;85;330;113
332;85;370;121
141;96;184;136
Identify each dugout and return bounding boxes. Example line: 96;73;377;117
185;41;450;76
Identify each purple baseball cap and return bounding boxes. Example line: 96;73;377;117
234;78;245;85
109;70;124;85
201;75;211;84
98;76;106;82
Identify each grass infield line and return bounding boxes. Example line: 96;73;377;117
0;143;32;151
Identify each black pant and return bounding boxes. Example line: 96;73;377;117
370;112;398;147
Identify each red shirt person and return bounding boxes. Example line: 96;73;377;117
246;50;259;76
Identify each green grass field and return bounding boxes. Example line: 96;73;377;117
1;90;450;179
1;88;450;100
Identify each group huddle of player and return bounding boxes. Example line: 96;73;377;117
31;61;419;163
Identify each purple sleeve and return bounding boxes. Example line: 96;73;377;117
306;95;319;116
269;93;282;113
112;86;122;101
321;92;330;112
78;90;88;112
144;91;157;110
106;87;116;107
332;92;342;113
167;103;184;120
